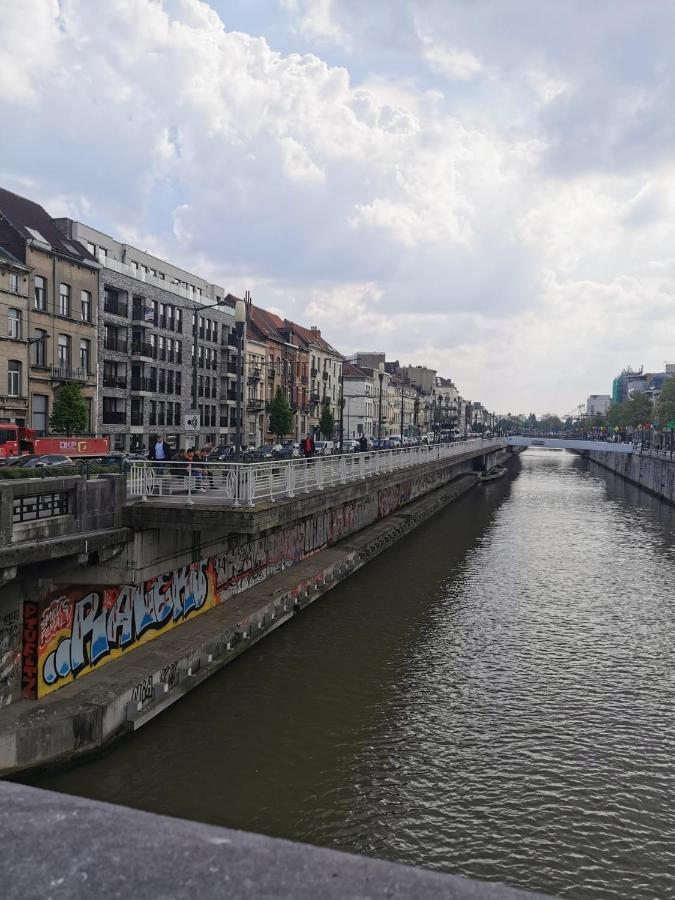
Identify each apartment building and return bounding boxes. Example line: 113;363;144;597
292;324;342;434
0;246;31;426
0;188;99;435
55;219;237;451
342;362;377;438
247;304;314;443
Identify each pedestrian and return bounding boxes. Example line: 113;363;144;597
302;433;315;458
359;434;368;452
149;433;172;473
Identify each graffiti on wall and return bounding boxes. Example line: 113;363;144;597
31;560;216;697
0;606;21;708
23;471;433;699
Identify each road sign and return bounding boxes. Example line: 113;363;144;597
184;410;200;433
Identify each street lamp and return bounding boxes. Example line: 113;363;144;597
399;370;406;446
377;362;385;447
234;298;246;462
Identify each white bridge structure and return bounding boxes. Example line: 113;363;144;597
507;436;634;453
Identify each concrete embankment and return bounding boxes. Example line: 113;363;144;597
0;463;508;777
588;450;675;505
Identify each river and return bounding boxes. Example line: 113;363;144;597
33;450;675;899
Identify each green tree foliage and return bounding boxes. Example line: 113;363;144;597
606;391;653;428
268;387;293;441
655;376;675;426
537;414;563;432
319;403;335;439
49;382;88;435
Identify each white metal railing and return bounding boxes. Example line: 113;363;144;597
126;439;505;507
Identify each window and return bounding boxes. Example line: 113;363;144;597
57;334;70;367
32;394;48;436
97;247;107;265
59;283;71;317
7;308;21;340
81;290;92;322
80;339;90;375
34;275;46;310
9;273;19;293
8;361;21;397
33;329;47;367
86;242;96;255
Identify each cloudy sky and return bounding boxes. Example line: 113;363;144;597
2;0;675;414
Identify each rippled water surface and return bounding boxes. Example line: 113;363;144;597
35;451;675;898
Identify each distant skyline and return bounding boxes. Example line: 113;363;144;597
2;0;675;414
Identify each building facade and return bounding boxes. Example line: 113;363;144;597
0;188;99;436
586;394;611;417
0;247;31;427
56;220;237;452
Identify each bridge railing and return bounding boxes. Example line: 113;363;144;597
127;438;505;507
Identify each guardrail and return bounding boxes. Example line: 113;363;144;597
127;438;504;507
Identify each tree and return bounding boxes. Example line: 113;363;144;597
622;391;653;427
268;387;293;442
656;376;675;426
49;382;89;435
319;403;335;439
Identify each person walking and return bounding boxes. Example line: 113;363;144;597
359;434;368;452
302;433;315;458
149;434;172;473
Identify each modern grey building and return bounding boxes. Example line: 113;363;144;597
55;220;238;452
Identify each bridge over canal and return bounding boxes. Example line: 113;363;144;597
506;436;634;453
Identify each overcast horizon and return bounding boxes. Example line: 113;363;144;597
2;0;675;415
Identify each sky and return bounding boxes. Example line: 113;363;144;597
1;0;675;415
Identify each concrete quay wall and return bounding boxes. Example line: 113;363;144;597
588;450;675;505
6;445;506;709
0;469;485;776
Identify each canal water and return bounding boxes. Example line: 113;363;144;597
34;450;675;899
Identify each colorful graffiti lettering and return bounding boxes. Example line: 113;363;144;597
25;476;425;699
21;602;39;700
36;560;215;696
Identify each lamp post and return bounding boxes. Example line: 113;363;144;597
339;360;345;453
234;299;246;462
399;371;406;446
377;362;385;448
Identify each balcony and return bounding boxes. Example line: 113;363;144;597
104;298;128;318
322;371;329;381
311;368;318;377
104;337;128;354
310;391;321;403
102;410;126;425
131;340;155;358
301;375;309;385
51;364;89;383
247;398;264;411
132;305;155;323
103;375;127;390
131;376;157;393
248;367;261;381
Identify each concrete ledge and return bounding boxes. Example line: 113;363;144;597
0;781;548;899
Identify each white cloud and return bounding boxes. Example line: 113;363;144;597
422;45;482;81
2;0;675;414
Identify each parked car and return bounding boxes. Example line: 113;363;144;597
23;454;74;468
256;445;275;459
314;440;334;456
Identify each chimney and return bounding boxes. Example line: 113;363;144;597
310;326;321;338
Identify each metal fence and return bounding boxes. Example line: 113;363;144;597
127;438;504;507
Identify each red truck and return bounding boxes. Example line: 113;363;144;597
0;425;109;461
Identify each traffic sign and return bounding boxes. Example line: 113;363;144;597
184;410;200;433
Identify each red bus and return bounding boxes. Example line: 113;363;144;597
0;425;109;461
